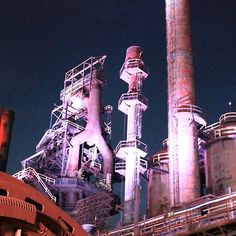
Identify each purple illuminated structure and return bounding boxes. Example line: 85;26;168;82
166;0;205;208
115;46;149;226
13;56;117;230
9;1;236;234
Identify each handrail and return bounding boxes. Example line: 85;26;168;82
115;140;148;154
60;73;91;100
21;150;45;168
204;121;220;132
118;92;148;109
204;112;236;133
120;58;148;77
214;126;236;138
101;191;236;235
219;112;236;124
115;162;125;170
140;158;147;170
65;55;106;82
13;167;56;202
162;138;168;147
152;152;169;164
115;159;147;173
175;104;203;116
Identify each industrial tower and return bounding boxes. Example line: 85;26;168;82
99;1;236;235
3;1;235;235
115;46;149;226
13;56;117;231
166;0;205;208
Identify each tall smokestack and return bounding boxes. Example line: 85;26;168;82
0;109;15;172
165;0;205;208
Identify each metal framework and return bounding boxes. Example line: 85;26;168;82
12;55;117;231
100;191;236;236
16;55;112;179
73;192;114;228
13;167;56;202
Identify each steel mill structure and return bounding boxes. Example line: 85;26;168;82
12;55;118;233
0;0;236;235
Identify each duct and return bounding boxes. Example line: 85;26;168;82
0;109;15;172
67;78;113;184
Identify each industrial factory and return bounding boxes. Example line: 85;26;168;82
0;0;236;235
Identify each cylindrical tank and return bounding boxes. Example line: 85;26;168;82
147;147;169;217
206;112;236;195
0;109;15;172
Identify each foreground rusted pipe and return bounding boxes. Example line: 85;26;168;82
0;109;15;172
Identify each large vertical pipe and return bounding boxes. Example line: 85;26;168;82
67;79;113;180
86;81;114;177
0;109;15;172
166;0;201;208
166;0;195;104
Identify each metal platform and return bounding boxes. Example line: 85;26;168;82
118;92;148;115
115;140;148;159
99;192;236;235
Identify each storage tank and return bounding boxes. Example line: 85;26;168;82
147;142;169;217
206;112;236;195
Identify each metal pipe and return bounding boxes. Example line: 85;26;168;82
0;109;15;172
67;79;113;181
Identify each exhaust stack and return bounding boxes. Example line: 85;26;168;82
165;0;205;208
0;109;15;172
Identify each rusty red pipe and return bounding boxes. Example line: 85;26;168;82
0;109;15;172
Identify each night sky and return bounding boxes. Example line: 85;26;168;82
0;0;235;176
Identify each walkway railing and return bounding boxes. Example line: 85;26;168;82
13;167;56;202
100;192;236;235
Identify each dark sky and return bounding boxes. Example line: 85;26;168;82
0;0;235;174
